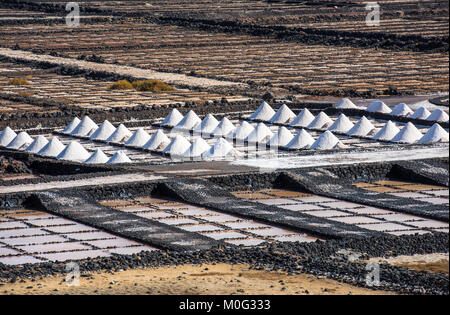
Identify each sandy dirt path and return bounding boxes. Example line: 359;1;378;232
0;263;394;295
0;48;245;89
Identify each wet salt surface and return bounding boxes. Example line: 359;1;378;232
233;188;449;235
0;209;158;265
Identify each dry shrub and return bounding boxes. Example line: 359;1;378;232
8;78;30;85
132;79;175;92
109;80;133;90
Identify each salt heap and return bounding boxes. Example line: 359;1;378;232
248;101;276;121
290;108;315;127
142;130;170;151
327;113;354;133
283;129;315;150
267;127;294;147
106;124;132;143
160;108;184;127
25;135;49;154
335;98;357;109
391;122;423;143
70;116;98;137
37;137;65;157
228;121;255;140
245;123;273;143
62;117;81;134
366;100;391;113
6;132;33;150
390;103;413;117
372;121;400;141
85;149;109;164
107;150;131;164
0;127;17;147
212;117;235;137
418;124;449;143
194;114;219;135
346;116;375;136
90;120;116;141
125;128;151;147
269;104;296;124
310;131;343;150
306;112;333;129
410;107;431;120
182;138;211;157
163;135;191;156
202;138;238;159
427;109;449;122
56;141;91;162
174;110;201;131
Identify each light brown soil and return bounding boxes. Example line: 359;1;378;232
0;263;395;295
368;253;449;275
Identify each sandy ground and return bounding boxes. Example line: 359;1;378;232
0;263;394;295
368;253;449;275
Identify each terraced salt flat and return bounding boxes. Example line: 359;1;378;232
232;189;449;235
0;208;158;265
101;196;319;246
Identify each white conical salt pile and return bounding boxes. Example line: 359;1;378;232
228;121;255;140
61;117;81;134
283;129;315;150
106;150;132;164
245;122;274;143
162;135;191;156
160;108;184;127
25;135;49;154
89;120;116;141
174;110;201;130
267;127;294;147
70;116;98;137
346;116;375;136
248;101;276;121
290;108;315;127
85;149;109;164
142;130;170;151
56;141;90;162
6;132;33;150
211;117;235;137
37;137;65;157
269;104;296;124
306;111;333;129
182;138;211;157
0;127;17;147
125;128;151;147
418;124;449;143
327;113;354;133
427;109;449;122
202;138;239;159
366;100;391;113
193;114;219;135
391;122;423;143
372;121;400;141
390;103;413;117
310;131;343;150
106;124;132;143
335;98;357;109
410;107;431;120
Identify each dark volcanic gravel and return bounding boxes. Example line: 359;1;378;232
0;233;448;295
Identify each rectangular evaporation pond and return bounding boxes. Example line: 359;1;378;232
279;203;325;211
0;234;68;246
202;231;248;240
105;246;157;255
17;242;90;254
0;255;44;265
44;224;98;234
37;250;111;262
85;238;143;249
406;220;449;229
356;222;413;232
252;198;297;205
0;247;21;257
224;238;266;246
180;224;223;233
0;228;49;239
66;231;119;241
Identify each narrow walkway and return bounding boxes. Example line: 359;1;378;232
0;48;245;88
